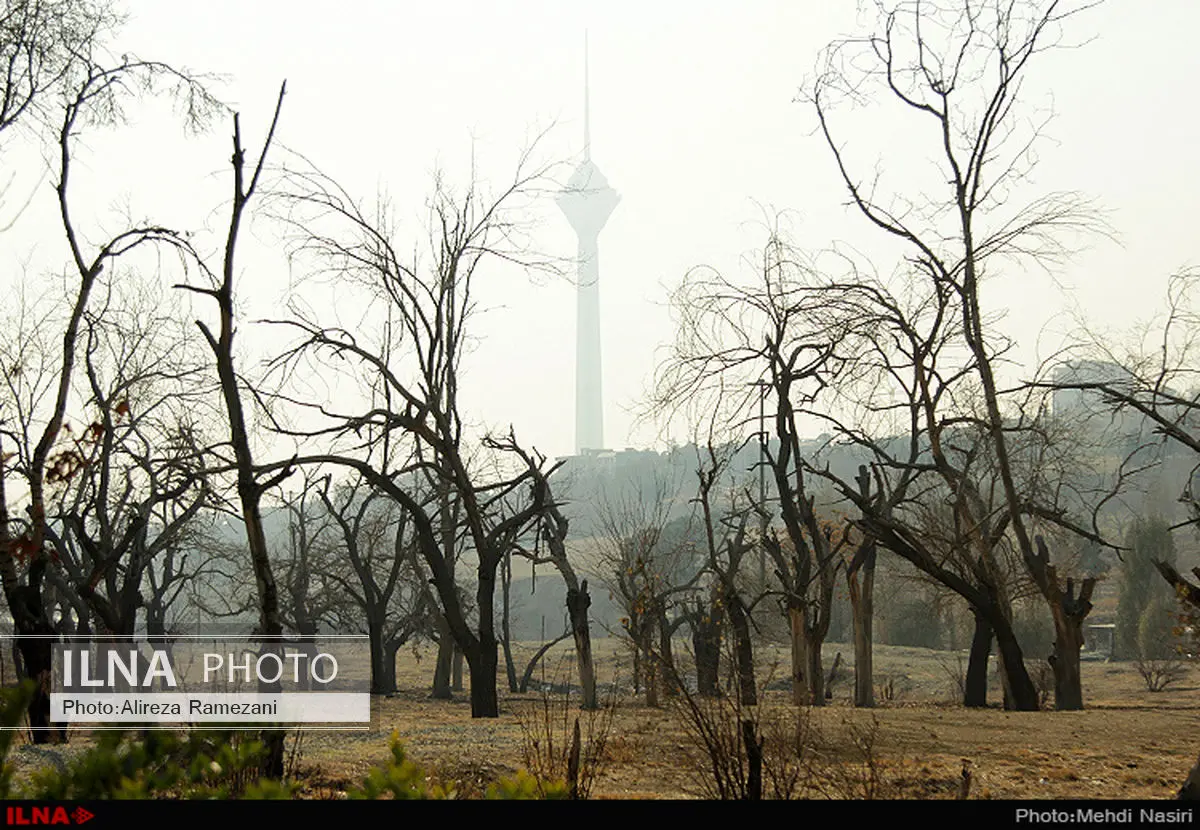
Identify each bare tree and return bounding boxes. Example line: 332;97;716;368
847;465;880;707
1043;270;1200;538
0;0;122;135
650;232;863;708
504;438;599;709
271;481;338;691
653;209;1123;711
754;287;852;708
41;282;212;639
801;0;1119;710
693;441;759;707
1044;272;1200;645
143;505;231;640
1039;270;1200;791
592;475;701;705
178;81;289;636
257;142;566;717
312;473;434;695
0;19;219;736
176;82;290;773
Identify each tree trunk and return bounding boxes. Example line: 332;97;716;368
567;582;597;709
0;449;60;743
965;610;993;708
465;640;499;718
381;639;401;695
788;604;809;706
992;613;1039;711
367;616;388;695
452;647;464;692
727;594;757;706
692;599;722;697
468;570;498;717
848;546;876;708
642;623;659;707
7;559;63;744
22;640;56;743
518;630;572;692
532;504;598;709
1051;633;1083;711
501;636;518;693
742;718;762;801
146;614;176;693
296;625;318;693
825;652;844;701
431;613;453;699
631;636;642;695
806;631;825;707
1036;549;1095;712
1176;755;1200;800
501;555;518;693
657;607;677;697
848;466;877;708
1048;583;1093;711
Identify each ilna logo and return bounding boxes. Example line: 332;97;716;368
4;806;94;825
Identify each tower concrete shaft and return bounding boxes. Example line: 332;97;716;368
574;231;603;454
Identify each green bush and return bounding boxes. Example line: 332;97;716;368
486;769;569;800
348;730;456;799
1137;594;1180;661
1116;517;1177;660
20;726;297;800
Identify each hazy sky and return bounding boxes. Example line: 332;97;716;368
4;0;1198;462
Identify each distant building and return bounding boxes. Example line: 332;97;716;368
1051;360;1134;418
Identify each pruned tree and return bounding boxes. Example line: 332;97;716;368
1044;270;1200;792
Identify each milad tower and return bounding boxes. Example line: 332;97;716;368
557;34;619;455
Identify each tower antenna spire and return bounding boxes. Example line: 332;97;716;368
583;30;591;161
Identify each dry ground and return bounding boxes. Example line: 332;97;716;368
284;638;1200;800
13;638;1199;799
